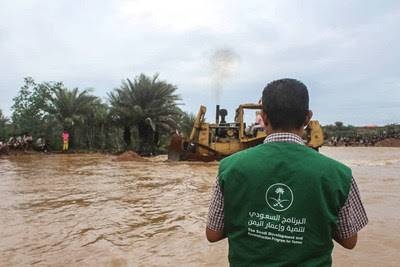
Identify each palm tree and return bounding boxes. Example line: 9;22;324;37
108;85;135;148
80;99;109;149
109;73;181;154
275;187;285;202
46;87;99;149
47;87;97;127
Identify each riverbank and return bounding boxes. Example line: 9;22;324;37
0;149;142;157
2;137;400;158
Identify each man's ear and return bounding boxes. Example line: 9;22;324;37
304;110;313;126
261;110;269;127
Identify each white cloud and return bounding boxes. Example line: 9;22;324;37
0;0;399;125
116;0;230;32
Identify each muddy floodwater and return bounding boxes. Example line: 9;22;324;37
0;147;399;266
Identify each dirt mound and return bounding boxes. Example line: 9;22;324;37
375;138;400;147
113;151;148;162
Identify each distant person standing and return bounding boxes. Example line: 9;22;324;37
62;130;69;151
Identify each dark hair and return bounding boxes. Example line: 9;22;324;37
262;78;309;130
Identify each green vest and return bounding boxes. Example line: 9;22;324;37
219;142;352;267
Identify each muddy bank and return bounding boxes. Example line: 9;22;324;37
112;150;149;162
374;138;400;147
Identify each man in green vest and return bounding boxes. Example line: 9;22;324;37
206;78;368;266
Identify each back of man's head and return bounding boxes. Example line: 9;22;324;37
262;78;309;131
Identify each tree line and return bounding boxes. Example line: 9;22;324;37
2;75;399;153
0;74;195;154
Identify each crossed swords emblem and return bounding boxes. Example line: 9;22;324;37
268;197;289;207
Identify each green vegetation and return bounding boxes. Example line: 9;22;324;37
109;74;182;154
323;121;357;139
2;76;398;152
0;109;9;138
0;74;194;154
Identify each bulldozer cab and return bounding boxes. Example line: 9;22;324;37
234;103;267;142
178;103;268;161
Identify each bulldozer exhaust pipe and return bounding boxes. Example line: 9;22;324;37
216;105;220;124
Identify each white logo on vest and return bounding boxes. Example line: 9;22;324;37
266;183;293;212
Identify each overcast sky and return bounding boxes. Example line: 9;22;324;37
1;0;399;126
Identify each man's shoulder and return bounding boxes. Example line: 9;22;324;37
218;145;263;183
316;151;350;168
220;144;263;166
270;142;352;174
304;149;352;179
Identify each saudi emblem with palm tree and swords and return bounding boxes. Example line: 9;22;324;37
266;183;294;212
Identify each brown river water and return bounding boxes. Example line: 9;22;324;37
0;147;399;266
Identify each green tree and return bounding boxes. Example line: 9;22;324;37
334;121;344;128
47;87;97;128
0;109;9;139
109;73;181;154
11;77;54;136
323;121;357;141
45;86;102;149
79;99;109;150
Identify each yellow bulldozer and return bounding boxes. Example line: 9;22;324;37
168;104;324;161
